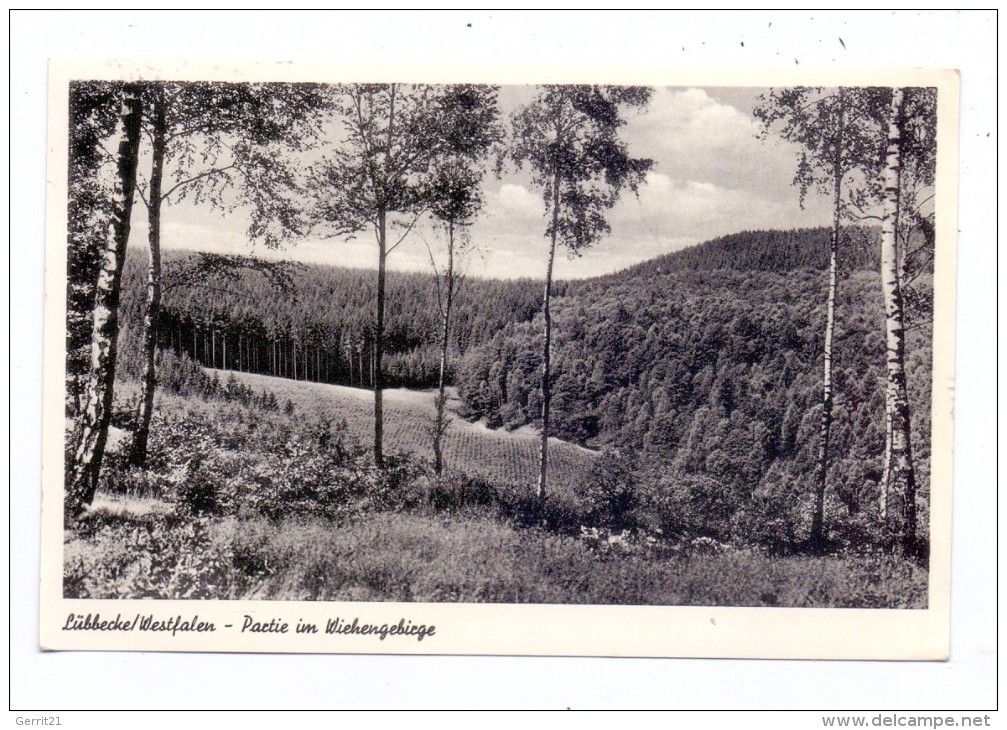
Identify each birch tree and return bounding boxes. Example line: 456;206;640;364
66;82;125;417
424;162;483;474
754;86;887;550
422;85;499;474
503;85;653;508
312;83;497;467
757;86;935;553
845;88;936;529
878;88;920;556
67;82;143;517
128;81;325;466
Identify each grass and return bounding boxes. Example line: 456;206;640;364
65;501;926;606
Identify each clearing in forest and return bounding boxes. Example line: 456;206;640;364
223;370;597;491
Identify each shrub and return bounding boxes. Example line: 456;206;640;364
98;463;173;502
177;459;225;517
426;471;499;512
577;450;639;530
637;471;738;542
496;489;584;535
64;512;248;599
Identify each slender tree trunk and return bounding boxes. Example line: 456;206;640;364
880;179;914;519
129;83;166;467
537;169;561;507
372;85;397;468
809;90;845;551
433;219;455;475
879;87;918;556
374;209;387;468
67;83;143;517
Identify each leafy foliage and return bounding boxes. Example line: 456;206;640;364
64;371;927;605
65;507;927;606
505;85;654;254
138;81;328;247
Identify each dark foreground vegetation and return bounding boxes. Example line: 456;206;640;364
65;382;926;606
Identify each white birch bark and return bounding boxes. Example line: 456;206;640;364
67;84;143;516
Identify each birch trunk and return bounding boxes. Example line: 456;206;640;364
879;88;919;556
374;210;387;467
433;219;455;475
537;168;561;507
879;409;893;519
809;90;845;551
67;84;143;516
130;83;166;467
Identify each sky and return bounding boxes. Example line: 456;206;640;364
129;85;837;280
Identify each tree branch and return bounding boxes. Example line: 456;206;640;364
160;163;238;202
134;181;151;211
386;209;426;254
418;230;445;318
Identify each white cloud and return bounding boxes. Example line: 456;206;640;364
496;183;542;217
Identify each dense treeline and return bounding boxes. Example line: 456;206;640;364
603;227;881;282
110;248;550;390
457;264;933;551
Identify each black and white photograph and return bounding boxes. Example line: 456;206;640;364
40;60;957;659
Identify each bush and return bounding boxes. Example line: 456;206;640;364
64;512;248;599
637;471;739;542
577;450;639;530
735;462;812;552
496;489;584;535
426;471;499;512
98;463;173;502
177;458;225;517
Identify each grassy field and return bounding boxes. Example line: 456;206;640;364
222;370;597;493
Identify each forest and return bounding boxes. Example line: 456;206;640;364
62;80;937;606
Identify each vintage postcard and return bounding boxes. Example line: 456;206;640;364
41;60;958;658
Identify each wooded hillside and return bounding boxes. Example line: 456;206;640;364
457;260;932;550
